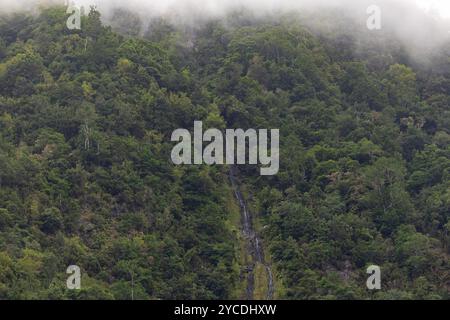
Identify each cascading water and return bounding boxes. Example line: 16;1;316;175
229;166;274;300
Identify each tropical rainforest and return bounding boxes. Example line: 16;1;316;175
0;5;448;300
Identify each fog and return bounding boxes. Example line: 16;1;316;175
1;0;449;19
1;0;449;28
1;0;450;61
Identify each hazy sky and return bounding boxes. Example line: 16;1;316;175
417;0;450;18
0;0;450;19
72;0;450;18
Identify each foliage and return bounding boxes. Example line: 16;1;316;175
0;7;448;300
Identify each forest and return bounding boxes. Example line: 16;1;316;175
0;5;449;300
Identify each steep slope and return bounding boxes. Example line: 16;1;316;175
0;7;448;300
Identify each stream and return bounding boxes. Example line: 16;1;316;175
229;166;274;300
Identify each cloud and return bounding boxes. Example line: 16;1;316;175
1;0;449;59
1;0;449;19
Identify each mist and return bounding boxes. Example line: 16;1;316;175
2;0;449;29
1;0;449;65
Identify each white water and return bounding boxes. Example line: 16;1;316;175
229;166;274;300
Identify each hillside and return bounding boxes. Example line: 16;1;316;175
0;6;449;299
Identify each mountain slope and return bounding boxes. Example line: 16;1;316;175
0;6;448;299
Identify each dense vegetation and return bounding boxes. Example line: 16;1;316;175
0;6;448;299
